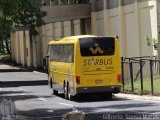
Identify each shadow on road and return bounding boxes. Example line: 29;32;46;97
56;93;129;102
0;80;48;87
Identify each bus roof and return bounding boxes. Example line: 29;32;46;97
48;35;96;44
48;35;117;44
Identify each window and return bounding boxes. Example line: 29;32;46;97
50;44;74;63
80;37;115;56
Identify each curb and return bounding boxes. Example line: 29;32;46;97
115;93;160;101
0;69;33;72
0;80;48;87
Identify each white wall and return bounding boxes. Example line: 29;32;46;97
139;1;157;56
91;1;158;58
125;4;139;57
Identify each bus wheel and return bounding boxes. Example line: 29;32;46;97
67;84;73;101
67;83;75;101
50;78;53;88
64;83;68;100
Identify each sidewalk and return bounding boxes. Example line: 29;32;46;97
0;63;48;87
115;93;160;102
0;63;33;72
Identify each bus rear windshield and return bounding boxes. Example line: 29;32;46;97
79;37;115;56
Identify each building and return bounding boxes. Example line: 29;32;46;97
11;0;158;68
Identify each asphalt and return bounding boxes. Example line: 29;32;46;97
0;63;48;87
0;63;160;101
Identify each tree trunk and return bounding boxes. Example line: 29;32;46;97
5;39;11;54
0;36;2;53
0;41;2;52
1;39;5;53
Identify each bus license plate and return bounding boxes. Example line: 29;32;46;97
95;80;103;84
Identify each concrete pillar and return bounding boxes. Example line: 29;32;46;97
118;0;127;57
25;31;32;67
84;18;91;34
19;31;25;66
104;1;111;36
32;37;37;68
54;22;63;39
42;25;47;59
15;31;20;64
73;20;81;35
64;21;71;37
91;12;97;35
46;23;54;41
135;0;142;57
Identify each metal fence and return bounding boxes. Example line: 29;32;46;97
121;56;160;95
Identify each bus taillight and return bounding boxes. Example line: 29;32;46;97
117;74;122;83
76;76;80;84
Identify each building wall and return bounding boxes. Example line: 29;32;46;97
91;0;158;57
11;0;158;68
43;4;91;23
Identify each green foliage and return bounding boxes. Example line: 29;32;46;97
146;36;158;50
124;76;160;95
145;36;158;59
0;0;47;53
12;0;47;35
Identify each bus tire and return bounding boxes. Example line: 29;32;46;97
64;82;68;100
67;83;74;101
50;78;53;88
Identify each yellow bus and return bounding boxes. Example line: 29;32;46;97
45;35;121;100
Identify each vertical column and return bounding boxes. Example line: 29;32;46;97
73;20;81;35
32;36;38;68
42;25;47;59
118;0;127;57
23;31;27;66
91;0;97;35
157;0;160;60
19;31;25;66
91;12;97;35
15;31;20;64
25;31;32;67
55;22;63;39
64;21;71;37
103;0;111;36
134;0;141;57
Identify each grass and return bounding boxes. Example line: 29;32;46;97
0;53;11;62
124;76;160;95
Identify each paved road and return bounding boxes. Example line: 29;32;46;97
0;71;160;120
1;85;160;120
0;72;48;87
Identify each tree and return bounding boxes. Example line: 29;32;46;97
0;0;47;53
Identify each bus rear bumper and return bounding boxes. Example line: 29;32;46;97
75;86;121;94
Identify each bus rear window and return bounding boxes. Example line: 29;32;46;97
79;37;115;56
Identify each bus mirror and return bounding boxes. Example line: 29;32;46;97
43;58;46;66
43;55;49;70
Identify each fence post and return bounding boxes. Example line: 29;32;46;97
150;60;154;95
140;59;143;95
129;62;134;93
121;57;125;92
